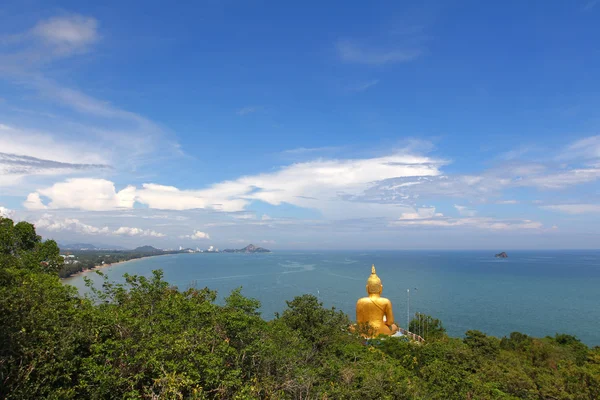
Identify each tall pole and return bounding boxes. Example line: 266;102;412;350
407;288;410;331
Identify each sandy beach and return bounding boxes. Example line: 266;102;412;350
60;253;172;280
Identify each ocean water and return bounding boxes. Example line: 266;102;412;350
63;250;600;346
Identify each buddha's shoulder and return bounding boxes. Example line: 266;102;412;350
356;297;391;305
356;297;371;305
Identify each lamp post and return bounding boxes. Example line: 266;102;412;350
407;288;410;331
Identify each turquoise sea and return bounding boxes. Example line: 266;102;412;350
63;250;600;346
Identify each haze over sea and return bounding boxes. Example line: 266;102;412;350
64;250;600;346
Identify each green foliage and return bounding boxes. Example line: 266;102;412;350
1;218;63;277
1;219;599;399
279;294;350;349
464;329;501;357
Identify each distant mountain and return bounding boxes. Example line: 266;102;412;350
222;244;271;253
59;243;97;251
134;245;163;253
59;242;128;251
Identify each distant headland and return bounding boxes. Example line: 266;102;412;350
222;244;271;253
58;243;271;278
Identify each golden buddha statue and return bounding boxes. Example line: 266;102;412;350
356;265;399;337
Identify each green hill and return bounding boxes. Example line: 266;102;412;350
1;216;599;399
133;245;163;253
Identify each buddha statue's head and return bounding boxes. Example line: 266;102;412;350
366;264;383;295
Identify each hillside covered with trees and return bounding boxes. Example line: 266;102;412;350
1;217;599;399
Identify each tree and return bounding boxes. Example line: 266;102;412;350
463;330;500;358
279;294;350;349
0;217;63;274
0;218;86;399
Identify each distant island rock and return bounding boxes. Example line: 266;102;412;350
222;244;271;253
495;252;508;258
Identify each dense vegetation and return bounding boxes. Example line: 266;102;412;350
1;217;599;399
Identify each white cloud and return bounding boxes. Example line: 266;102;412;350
25;151;445;217
135;183;249;212
23;193;47;210
35;214;110;235
454;204;477;217
337;40;421;65
541;204;600;215
393;214;543;231
496;200;519;204
113;226;165;238
25;178;135;211
180;230;210;240
399;206;442;220
33;214;165;237
0;206;15;218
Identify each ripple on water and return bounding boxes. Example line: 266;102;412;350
278;262;315;273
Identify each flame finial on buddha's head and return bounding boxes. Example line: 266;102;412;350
366;264;382;294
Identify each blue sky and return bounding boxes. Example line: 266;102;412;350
1;0;600;249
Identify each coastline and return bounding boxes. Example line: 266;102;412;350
60;253;173;281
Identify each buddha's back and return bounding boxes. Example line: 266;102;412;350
356;296;393;336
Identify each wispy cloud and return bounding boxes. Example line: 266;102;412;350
454;204;477;217
32;15;100;56
0;15;99;67
0;151;110;182
0;15;182;189
348;80;379;92
393;207;543;231
281;146;342;155
496;200;519;205
336;40;421;65
583;0;599;11
541;204;600;215
236;106;262;116
558;135;600;161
